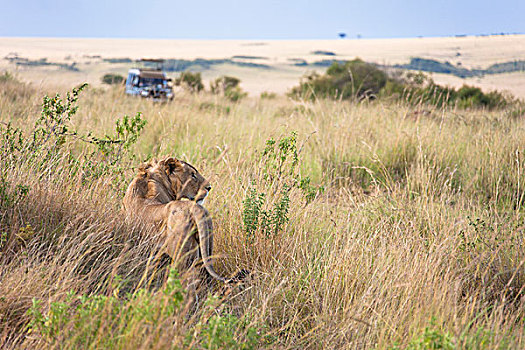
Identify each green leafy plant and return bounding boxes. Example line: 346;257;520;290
0;84;146;190
261;132;323;203
0;122;25;159
26;268;261;349
198;313;260;350
0;176;29;210
32;83;89;152
242;132;323;238
84;112;147;165
188;295;262;350
26;268;185;347
242;185;266;237
243;184;291;238
407;318;455;350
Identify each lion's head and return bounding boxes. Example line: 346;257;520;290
131;157;211;206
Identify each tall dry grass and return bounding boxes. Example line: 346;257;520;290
0;78;524;349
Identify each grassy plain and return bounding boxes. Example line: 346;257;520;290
0;67;524;349
1;35;525;97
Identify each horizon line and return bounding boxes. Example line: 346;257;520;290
1;32;524;41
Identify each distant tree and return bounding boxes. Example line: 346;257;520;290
338;32;347;39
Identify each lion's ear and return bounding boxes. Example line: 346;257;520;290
161;157;183;174
138;161;153;177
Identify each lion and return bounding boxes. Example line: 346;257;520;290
123;157;231;283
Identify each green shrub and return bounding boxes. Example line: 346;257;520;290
456;85;509;109
175;71;204;93
210;76;240;94
0;83;146;190
242;132;323;239
191;298;262;350
101;73;124;85
407;323;455;350
243;183;290;238
224;86;247;102
6;56;78;71
210;76;247;101
260;91;277;99
289;59;388;100
406;81;458;108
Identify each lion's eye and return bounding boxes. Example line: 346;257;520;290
191;173;197;180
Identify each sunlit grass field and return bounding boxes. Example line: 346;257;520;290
0;75;524;349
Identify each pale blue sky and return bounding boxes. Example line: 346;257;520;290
0;0;523;39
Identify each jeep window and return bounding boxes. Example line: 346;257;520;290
126;73;134;86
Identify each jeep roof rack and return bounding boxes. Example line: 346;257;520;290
139;58;164;70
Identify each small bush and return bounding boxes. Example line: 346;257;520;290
260;91;277;99
407;320;455;350
0;83;146;191
101;73;124;85
175;71;204;93
210;76;247;102
242;132;323;239
224;86;247;102
210;76;240;94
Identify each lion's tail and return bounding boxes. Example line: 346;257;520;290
192;205;230;283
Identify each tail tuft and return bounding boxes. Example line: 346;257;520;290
228;269;251;283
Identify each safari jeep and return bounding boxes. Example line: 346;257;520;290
125;68;174;101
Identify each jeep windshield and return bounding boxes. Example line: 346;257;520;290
139;77;166;86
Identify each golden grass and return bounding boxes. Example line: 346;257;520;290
0;80;524;348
